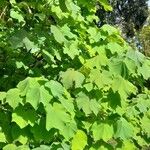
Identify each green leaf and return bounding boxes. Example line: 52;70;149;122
109;58;129;78
16;145;30;150
65;1;80;19
71;130;87;150
136;99;149;113
121;140;136;150
138;60;150;80
87;27;103;43
10;9;25;23
51;25;66;44
126;50;145;66
16;61;29;70
99;0;113;11
9;30;28;49
45;80;64;98
107;42;124;54
59;0;68;12
6;88;22;109
0;132;6;143
39;85;53;106
90;99;100;116
89;69;112;90
46;102;76;140
101;25;119;35
3;144;17;150
123;57;136;74
91;122;114;142
11;124;29;144
0;92;6;101
12;105;37;128
83;82;93;92
107;91;121;109
111;76;137;100
76;92;91;116
141;116;150;137
59;97;75;116
9;0;16;5
31;117;55;143
17;77;40;96
63;41;79;59
26;85;52;109
60;69;85;89
45;80;74;115
76;92;100;116
46;103;71;131
23;37;40;53
85;54;108;69
61;24;76;39
115;118;134;140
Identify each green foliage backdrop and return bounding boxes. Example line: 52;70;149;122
0;0;150;149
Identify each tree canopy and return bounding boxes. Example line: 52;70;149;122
0;0;150;149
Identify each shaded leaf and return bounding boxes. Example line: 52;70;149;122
12;105;37;128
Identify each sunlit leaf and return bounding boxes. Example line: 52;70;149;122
60;69;85;89
71;130;87;150
91;122;114;141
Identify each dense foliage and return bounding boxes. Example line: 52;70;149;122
0;0;150;149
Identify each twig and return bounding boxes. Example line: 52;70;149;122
0;6;7;20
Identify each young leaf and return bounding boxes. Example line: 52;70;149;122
3;144;17;150
0;132;6;143
71;130;87;150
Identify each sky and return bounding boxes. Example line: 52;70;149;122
149;0;150;7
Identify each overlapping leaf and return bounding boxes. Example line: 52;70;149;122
111;76;137;100
115;118;134;140
60;69;85;89
71;130;87;150
91;122;114;142
6;88;22;109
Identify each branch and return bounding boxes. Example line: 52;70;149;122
0;6;7;19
